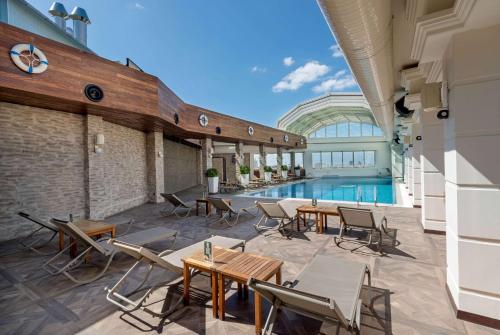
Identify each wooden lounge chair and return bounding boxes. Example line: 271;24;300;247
335;206;395;252
248;256;371;335
207;197;256;226
254;202;296;235
43;219;178;284
160;193;195;217
106;235;245;317
17;212;59;255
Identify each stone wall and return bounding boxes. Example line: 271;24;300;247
0;103;86;241
100;121;148;217
213;153;237;183
164;139;200;193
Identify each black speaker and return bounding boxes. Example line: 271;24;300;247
437;109;449;119
84;84;104;102
416;136;422;141
395;96;413;117
215;127;221;135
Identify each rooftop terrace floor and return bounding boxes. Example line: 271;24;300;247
0;187;498;335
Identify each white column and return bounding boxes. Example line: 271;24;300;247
407;146;414;195
276;147;283;176
412;124;422;207
445;24;500;322
234;142;244;182
421;110;445;232
146;131;164;203
258;144;266;179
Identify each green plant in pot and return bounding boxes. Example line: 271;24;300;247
281;165;289;179
239;165;250;186
294;165;301;177
263;166;273;182
206;168;219;193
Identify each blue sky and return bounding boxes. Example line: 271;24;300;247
29;0;360;127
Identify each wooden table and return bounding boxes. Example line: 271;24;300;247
196;198;232;216
296;205;339;233
182;247;283;335
217;251;282;335
58;219;116;257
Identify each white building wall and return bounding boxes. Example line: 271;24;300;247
411;124;422;207
445;24;500;321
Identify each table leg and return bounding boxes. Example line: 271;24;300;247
255;291;262;335
206;202;210;216
237;282;243;299
219;274;225;321
183;263;190;306
70;237;77;258
276;268;282;285
296;210;300;231
58;228;64;251
211;271;218;318
111;227;116;238
244;284;249;300
303;213;307;227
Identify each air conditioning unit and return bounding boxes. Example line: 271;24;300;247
421;82;448;111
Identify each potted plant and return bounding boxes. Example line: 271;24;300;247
206;168;219;193
294;165;301;177
239;165;250;186
263;166;273;182
281;165;289;179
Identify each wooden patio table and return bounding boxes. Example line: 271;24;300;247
195;198;232;216
58;219;116;257
296;205;339;233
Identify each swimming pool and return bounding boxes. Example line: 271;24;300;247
245;177;395;204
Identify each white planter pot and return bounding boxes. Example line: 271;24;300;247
208;176;219;193
281;171;288;179
294;169;301;177
240;174;250;186
264;172;272;182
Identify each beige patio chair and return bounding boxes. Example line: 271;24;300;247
248;256;370;335
207;197;257;226
105;235;245;317
160;193;195;218
17;212;59;255
254;202;296;234
335;206;395;252
43;219;177;284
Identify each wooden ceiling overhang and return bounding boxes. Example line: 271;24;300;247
0;23;306;149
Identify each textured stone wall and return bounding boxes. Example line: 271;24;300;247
99;121;148;217
0;103;86;241
146;131;164;203
164;139;200;193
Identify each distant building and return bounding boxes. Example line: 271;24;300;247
0;0;92;53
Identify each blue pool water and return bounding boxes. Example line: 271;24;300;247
246;177;395;204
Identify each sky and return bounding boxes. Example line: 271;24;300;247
28;0;360;127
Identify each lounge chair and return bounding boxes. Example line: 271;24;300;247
207;197;256;226
335;206;395;252
248;256;371;335
254;202;296;234
43;219;177;284
17;211;59;255
160;193;195;218
105;235;245;317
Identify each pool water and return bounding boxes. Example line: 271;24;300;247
245;177;395;204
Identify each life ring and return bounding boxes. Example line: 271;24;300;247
9;44;48;74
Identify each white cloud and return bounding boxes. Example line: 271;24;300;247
283;57;295;67
272;61;330;92
134;2;144;9
312;70;357;93
330;44;343;58
251;65;267;73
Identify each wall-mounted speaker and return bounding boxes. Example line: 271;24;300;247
437;109;449;119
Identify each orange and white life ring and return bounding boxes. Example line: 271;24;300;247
10;44;48;74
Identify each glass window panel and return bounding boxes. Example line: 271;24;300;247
312;152;321;169
332;152;343;167
373;126;383;136
349;122;361;137
309;131;316;138
266;154;277;167
253;154;260;168
365;151;375;166
321;152;332;168
361;123;373;136
325;124;336;137
337;122;349;137
317;127;326;138
342;151;354;167
295;152;304;168
354;151;364;167
282;153;291;168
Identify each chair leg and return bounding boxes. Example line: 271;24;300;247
21;229;58;255
263;303;280;335
63;250;115;285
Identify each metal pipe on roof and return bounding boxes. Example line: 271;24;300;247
48;2;68;31
69;6;91;46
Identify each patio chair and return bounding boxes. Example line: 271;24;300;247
335;206;395;252
105;235;245;317
17;212;59;255
254;202;296;234
207;197;257;226
248;256;370;335
43;219;178;284
160;193;195;218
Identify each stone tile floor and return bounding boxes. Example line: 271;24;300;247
0;186;499;335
